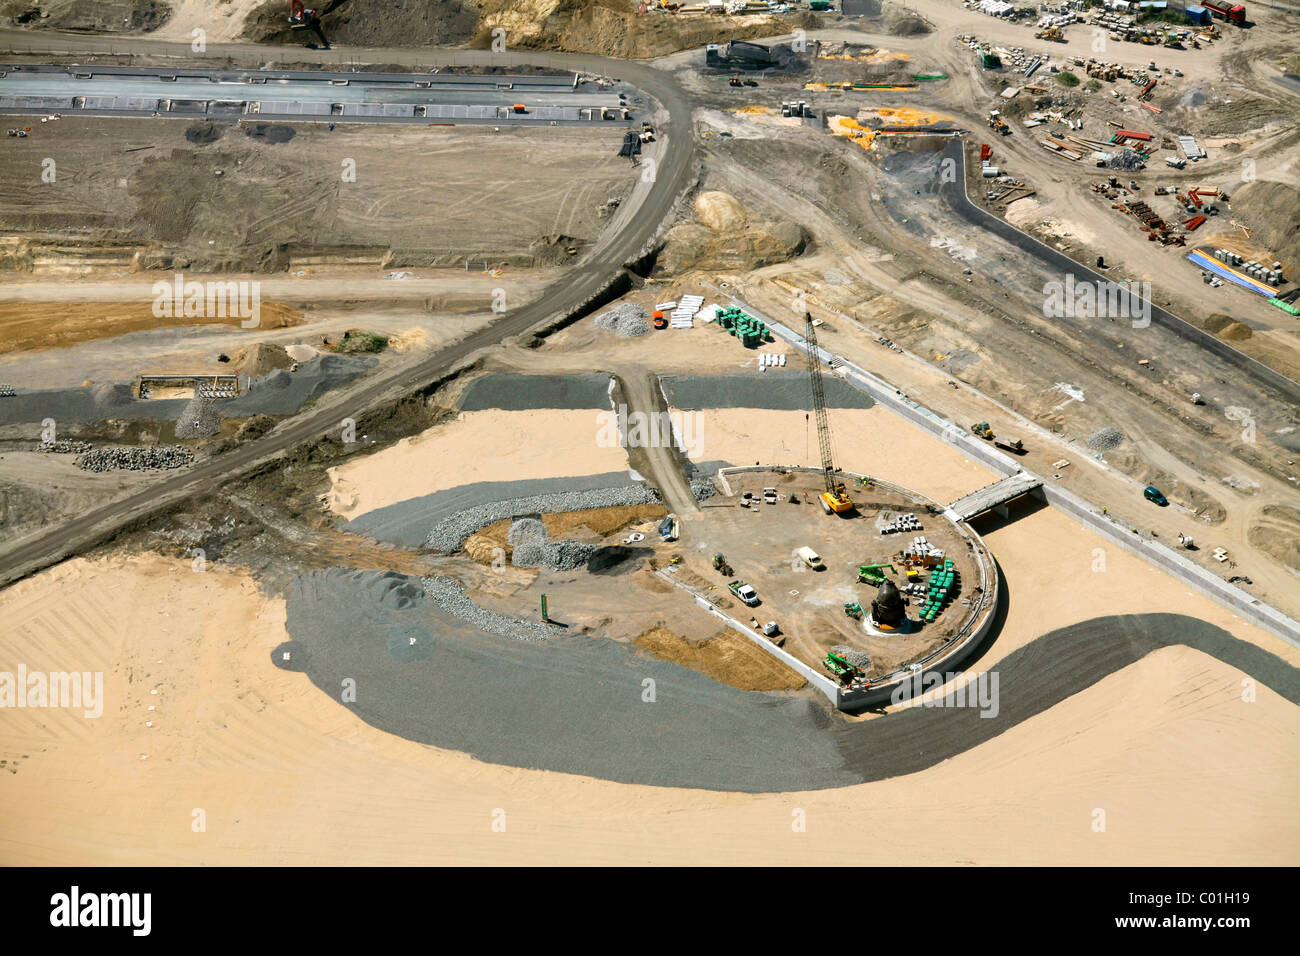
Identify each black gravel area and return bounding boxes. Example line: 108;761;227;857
0;354;374;425
457;373;613;412
279;573;1300;792
660;372;875;411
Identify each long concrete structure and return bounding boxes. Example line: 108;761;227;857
0;63;634;125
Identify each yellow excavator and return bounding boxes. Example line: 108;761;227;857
804;313;854;516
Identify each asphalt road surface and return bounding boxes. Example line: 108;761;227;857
0;36;696;588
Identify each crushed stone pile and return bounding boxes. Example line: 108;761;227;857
1087;426;1125;451
38;439;93;454
419;575;560;643
593;303;649;338
75;445;195;473
831;646;873;669
690;475;717;501
424;483;661;553
1104;151;1146;171
174;396;220;439
507;515;598;570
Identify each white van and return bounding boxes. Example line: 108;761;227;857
794;546;825;571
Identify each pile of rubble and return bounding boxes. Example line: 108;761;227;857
38;439;93;454
424;484;661;553
75;445;196;472
174;396;220;439
507;516;597;571
419;575;560;642
593;303;650;338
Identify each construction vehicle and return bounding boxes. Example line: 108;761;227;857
823;651;864;684
1035;25;1067;42
858;562;895;586
729;580;760;606
803;313;854;516
986;110;1011;136
288;1;330;49
1201;0;1246;24
843;602;864;620
712;553;733;576
993;437;1026;454
971;421;994;439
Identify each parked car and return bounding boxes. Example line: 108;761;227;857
1143;485;1168;506
794;546;825;571
728;580;760;606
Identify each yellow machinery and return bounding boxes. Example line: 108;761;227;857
804;313;854;515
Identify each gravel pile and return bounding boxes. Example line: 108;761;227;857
593;303;649;338
1104;150;1146;171
690;475;717;501
1087;426;1125;451
423;483;660;553
75;445;195;472
174;396;220;439
507;516;598;570
831;645;873;669
418;575;559;642
38;439;92;454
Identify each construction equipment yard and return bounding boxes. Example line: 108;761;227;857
0;0;1297;877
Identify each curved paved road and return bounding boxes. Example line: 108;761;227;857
0;34;697;588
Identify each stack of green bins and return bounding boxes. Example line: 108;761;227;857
715;308;769;348
921;559;957;624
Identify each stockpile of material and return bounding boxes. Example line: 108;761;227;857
670;294;705;329
424;484;661;553
418;575;560;642
830;645;872;669
1087;426;1125;451
38;439;93;454
174;396;220;439
75;445;196;472
507;516;598;571
716;307;771;348
594;303;650;338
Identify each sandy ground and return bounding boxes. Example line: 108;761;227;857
1;518;1296;864
325;408;632;519
681;406;996;506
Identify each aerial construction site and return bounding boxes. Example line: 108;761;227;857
0;0;1297;882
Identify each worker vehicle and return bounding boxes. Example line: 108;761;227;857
971;421;994;439
858;563;895;586
1143;485;1169;506
993;437;1025;454
729;580;760;606
763;487;778;504
1201;0;1246;24
794;546;825;571
823;651;865;685
762;621;780;638
803;313;855;515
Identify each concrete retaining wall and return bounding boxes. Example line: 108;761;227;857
711;463;1001;711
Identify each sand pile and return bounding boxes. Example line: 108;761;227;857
231;342;294;377
659;191;804;276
